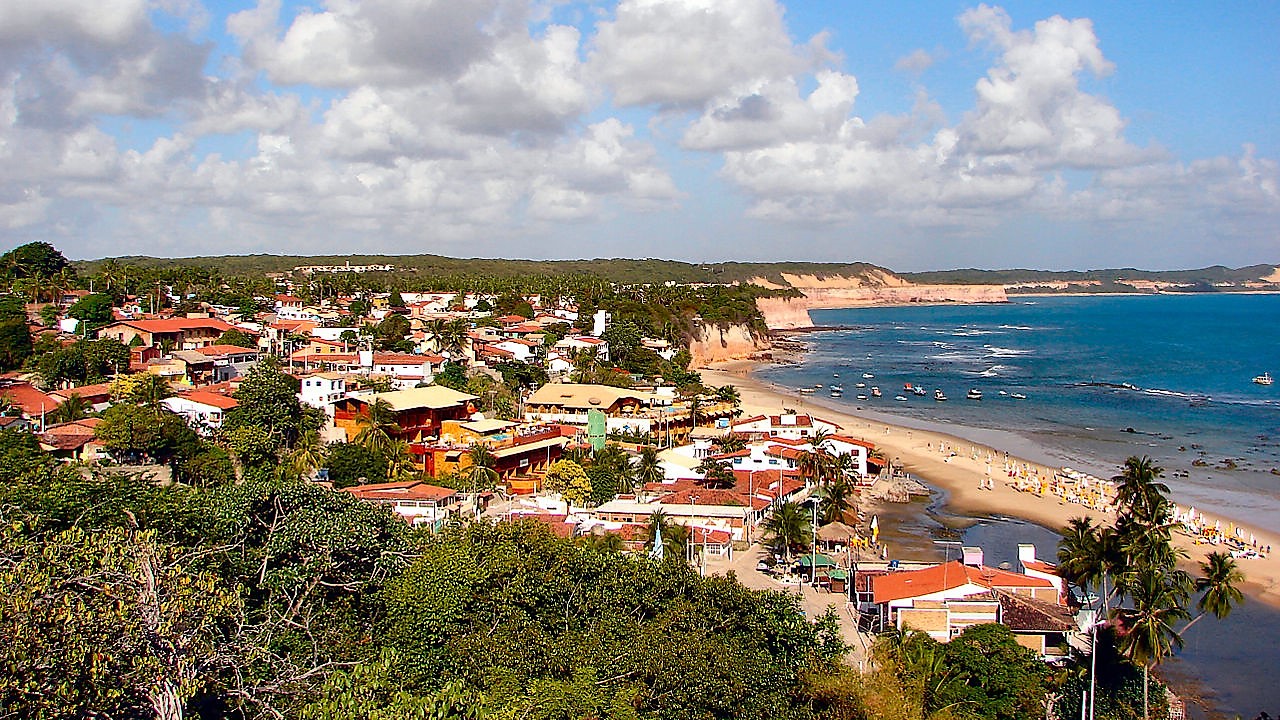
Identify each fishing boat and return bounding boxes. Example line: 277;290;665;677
799;387;815;395
1010;393;1027;399
903;382;914;391
967;389;983;400
1255;372;1274;385
895;395;908;402
862;373;874;379
830;388;843;398
870;387;882;397
856;394;868;400
855;382;866;389
912;386;926;396
998;390;1007;396
934;389;947;401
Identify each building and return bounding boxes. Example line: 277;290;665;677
99;316;235;350
299;372;348;412
333;385;478;443
162;391;239;434
523;382;734;446
731;413;844;441
38;418;106;463
344;480;458;528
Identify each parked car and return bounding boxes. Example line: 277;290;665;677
755;560;771;572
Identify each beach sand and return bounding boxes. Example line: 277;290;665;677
703;359;1280;609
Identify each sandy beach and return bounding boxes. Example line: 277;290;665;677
703;359;1280;609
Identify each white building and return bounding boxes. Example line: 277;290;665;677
162;391;239;434
299;372;347;412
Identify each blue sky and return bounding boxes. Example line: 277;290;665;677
0;0;1276;271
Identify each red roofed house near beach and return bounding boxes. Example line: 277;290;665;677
99;316;235;350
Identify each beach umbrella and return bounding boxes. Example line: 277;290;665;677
1215;519;1221;532
1251;533;1257;545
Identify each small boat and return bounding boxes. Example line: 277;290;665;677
856;394;868;400
830;388;843;398
871;387;882;397
1255;372;1274;386
799;387;815;395
833;372;840;378
912;386;926;396
967;389;983;400
998;390;1008;396
903;382;914;391
814;384;823;389
934;389;947;401
855;382;866;389
1010;393;1027;399
862;373;874;379
895;395;908;402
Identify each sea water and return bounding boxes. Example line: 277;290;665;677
757;293;1280;716
759;293;1280;531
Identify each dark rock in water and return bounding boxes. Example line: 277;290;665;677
1192;459;1208;467
1221;459;1237;470
1178;446;1187;452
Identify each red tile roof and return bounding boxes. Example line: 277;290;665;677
175;390;240;410
872;561;1054;604
373;352;443;365
829;435;876;450
1;383;61;416
345;480;458;503
113;317;234;334
195;344;259;357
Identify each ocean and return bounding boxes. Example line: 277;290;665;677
756;293;1280;717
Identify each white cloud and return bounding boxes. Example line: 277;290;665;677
589;0;809;109
895;49;935;73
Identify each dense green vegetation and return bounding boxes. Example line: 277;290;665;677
902;264;1279;289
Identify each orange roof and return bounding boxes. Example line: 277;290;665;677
345;480;458;503
114;317;234;334
1022;559;1058;575
1;383;61;416
372;352;443;365
872;561;1054;604
51;382;113;402
176;390;240;410
829;435;876;450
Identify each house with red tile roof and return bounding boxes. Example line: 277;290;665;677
99;316;235;350
162;391;239;434
731;412;843;441
38;418;105;463
344;480;460;527
0;382;61;426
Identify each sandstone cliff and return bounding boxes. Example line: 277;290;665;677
687;323;769;368
755;277;1008;330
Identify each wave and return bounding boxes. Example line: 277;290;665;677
983;345;1032;357
979;365;1010;377
949;329;1001;337
999;324;1036;330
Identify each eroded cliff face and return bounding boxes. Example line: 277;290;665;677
686;324;769;368
756;283;1008;329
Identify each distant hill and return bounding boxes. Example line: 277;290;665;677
74;254;1279;292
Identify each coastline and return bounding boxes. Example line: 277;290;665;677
702;358;1280;610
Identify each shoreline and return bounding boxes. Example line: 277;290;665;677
703;358;1280;610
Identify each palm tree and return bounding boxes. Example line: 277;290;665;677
131;374;174;416
1182;551;1245;634
816;476;855;525
714;384;740;409
287;429;326;479
464;443;500;503
644;509;688;561
51;393;90;423
763;500;811;562
633;445;664;492
695;456;736;490
796;449;830;486
385;439;417;481
354;398;397;454
1114;456;1171;522
1116;567;1191;720
711;433;746;454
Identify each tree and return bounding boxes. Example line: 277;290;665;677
934;624;1050;720
714;384;741;409
50;392;90;423
126;373;175;416
816;476;855;525
643;509;689;562
354;398;398;455
0;295;33;371
1115;567;1190;720
217;329;258;348
226;356;304;449
385;439;417;481
0;522;239;719
67;293;115;329
287;429;327;479
633;446;664;489
95;403;191;462
1113;456;1171;523
463;444;499;501
1;241;70;279
325;442;388;488
695;456;736;490
1182;551;1245;634
763;500;811;561
434;361;468;391
544;459;592;507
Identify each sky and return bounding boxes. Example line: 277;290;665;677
0;0;1277;271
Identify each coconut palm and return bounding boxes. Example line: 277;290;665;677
714;384;740;409
130;374;174;416
287;429;326;479
1182;551;1245;634
51;393;90;423
633;445;664;492
385;438;417;481
354;398;397;455
464;443;500;497
1114;455;1171;522
796;449;830;486
816;476;855;525
644;509;689;561
1116;567;1191;720
695;456;736;490
711;433;746;454
763;500;811;562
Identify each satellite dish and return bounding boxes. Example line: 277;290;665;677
588;397;601;405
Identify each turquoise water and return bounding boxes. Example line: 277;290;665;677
757;293;1280;716
759;293;1280;530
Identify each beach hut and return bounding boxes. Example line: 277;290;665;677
817;521;859;548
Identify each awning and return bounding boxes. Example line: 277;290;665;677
798;553;837;568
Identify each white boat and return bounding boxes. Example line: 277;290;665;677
855;382;866;388
799;387;815;395
833;372;840;378
1255;372;1274;385
871;387;882;397
912;386;926;396
856;394;868;400
998;390;1007;396
830;389;843;398
1010;393;1027;400
934;389;947;401
967;389;983;400
895;395;908;402
862;373;874;379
